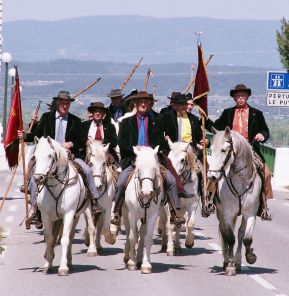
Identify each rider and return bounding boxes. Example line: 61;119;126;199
205;83;273;220
107;89;127;122
81;101;119;164
17;91;102;228
162;93;208;215
160;91;179;115
110;91;186;227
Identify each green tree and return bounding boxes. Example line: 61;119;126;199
276;18;289;72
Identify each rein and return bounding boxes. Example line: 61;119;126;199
93;163;108;199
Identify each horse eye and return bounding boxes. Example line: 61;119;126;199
48;154;52;158
88;162;93;167
181;159;185;163
221;149;226;153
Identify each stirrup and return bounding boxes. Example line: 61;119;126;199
20;185;31;194
261;208;272;221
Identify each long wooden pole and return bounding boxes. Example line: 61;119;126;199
184;54;214;94
20;138;29;221
143;68;152;91
120;57;143;91
201;115;207;198
71;77;101;100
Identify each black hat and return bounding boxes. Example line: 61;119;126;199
53;90;75;102
87;102;107;113
167;91;181;100
230;84;251;97
170;93;189;104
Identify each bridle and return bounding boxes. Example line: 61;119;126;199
208;136;256;199
178;151;192;185
134;168;161;224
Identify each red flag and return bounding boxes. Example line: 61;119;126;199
4;67;23;169
193;44;209;118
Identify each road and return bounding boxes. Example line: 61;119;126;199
0;169;289;296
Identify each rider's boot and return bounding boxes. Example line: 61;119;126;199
91;198;102;215
25;207;43;230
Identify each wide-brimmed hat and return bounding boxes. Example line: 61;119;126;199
170;93;189;104
53;90;75;102
230;84;251;97
130;91;155;101
124;89;138;102
107;89;124;98
87;102;107;113
167;91;181;100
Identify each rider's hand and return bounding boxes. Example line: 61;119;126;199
31;113;38;122
17;130;27;140
62;142;74;149
200;138;209;147
254;133;264;142
165;135;171;141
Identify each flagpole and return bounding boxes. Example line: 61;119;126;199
143;68;152;91
20;138;29;221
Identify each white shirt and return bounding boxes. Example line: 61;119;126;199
88;120;104;140
55;111;68;139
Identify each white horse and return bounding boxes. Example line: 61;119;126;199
84;140;117;250
122;146;163;274
207;127;262;276
159;140;200;255
33;136;97;276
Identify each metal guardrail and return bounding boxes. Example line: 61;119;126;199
206;133;276;174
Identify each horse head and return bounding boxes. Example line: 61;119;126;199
33;136;68;185
133;145;160;202
207;127;235;182
168;140;191;174
86;140;109;190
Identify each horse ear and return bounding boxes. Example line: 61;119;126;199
153;145;159;155
224;126;232;140
47;136;52;144
133;146;140;156
103;143;110;152
168;138;174;150
34;136;39;144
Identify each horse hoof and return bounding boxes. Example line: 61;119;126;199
167;250;174;256
141;266;152;274
246;253;257;264
42;267;51;274
87;251;97;257
123;256;129;264
161;245;167;252
235;263;242;272
174;247;182;254
127;263;137;271
185;242;194;249
225;266;236;276
223;262;229;270
136;262;142;269
58;269;69;276
105;234;116;245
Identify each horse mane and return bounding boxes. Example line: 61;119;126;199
213;130;254;169
88;140;107;162
49;138;68;167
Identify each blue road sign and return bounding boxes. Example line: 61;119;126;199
267;71;289;90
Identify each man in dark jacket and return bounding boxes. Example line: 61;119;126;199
159;91;179;115
205;84;273;219
18;91;101;228
107;89;127;122
81;101;118;163
110;91;185;227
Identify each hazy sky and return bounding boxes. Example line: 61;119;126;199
4;0;289;22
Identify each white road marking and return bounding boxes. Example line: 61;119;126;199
8;205;18;212
275;294;288;296
5;216;14;223
242;266;277;290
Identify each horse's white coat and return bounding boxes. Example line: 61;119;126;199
33;137;97;275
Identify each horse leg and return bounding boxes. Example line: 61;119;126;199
67;217;79;268
244;216;257;265
141;213;158;274
235;217;246;271
219;221;236;276
42;216;55;274
174;226;182;254
159;207;168;252
166;211;175;256
83;207;97;256
102;207;116;245
95;213;103;251
122;206;130;264
58;212;75;276
127;214;137;271
136;223;145;269
185;206;195;249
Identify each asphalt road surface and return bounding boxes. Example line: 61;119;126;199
1;169;289;296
